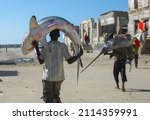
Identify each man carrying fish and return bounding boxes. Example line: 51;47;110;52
109;46;133;92
104;35;134;92
81;34;133;92
32;29;83;103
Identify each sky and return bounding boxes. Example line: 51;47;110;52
0;0;128;44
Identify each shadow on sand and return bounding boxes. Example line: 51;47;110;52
127;88;150;92
138;67;150;69
0;71;18;76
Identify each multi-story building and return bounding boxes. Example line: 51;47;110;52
79;11;129;51
128;0;150;53
100;11;129;35
80;18;99;52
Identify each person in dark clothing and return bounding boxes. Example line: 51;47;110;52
84;33;90;44
105;46;133;92
112;47;133;92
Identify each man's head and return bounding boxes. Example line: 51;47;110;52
49;29;60;41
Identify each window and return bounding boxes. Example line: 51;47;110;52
144;20;149;31
134;0;138;9
134;20;139;34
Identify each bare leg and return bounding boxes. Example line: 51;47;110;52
115;82;120;89
122;82;125;92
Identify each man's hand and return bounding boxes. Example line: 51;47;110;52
126;60;132;72
32;40;38;48
104;51;114;58
126;60;132;65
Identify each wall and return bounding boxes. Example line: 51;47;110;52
100;11;128;34
128;0;150;37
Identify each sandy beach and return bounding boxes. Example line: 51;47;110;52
0;47;150;103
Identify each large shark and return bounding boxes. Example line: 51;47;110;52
21;16;82;83
21;16;81;55
80;35;131;73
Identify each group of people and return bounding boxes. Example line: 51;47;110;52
32;29;141;103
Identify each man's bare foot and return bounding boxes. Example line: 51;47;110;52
115;83;120;89
122;88;125;92
115;86;120;89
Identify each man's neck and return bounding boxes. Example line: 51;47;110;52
51;39;58;41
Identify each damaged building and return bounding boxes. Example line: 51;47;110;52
128;0;150;53
80;18;100;52
79;11;129;51
64;1;150;53
100;11;129;35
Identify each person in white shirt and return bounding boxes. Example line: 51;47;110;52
32;29;83;103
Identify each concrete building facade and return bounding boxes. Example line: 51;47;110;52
128;0;150;36
128;0;150;53
80;18;100;51
100;11;129;35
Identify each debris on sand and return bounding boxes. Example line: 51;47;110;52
0;79;3;82
0;58;34;65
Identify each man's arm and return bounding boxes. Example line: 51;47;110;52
104;51;115;58
32;40;44;64
67;46;83;64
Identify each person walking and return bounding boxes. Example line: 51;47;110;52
132;37;140;68
112;46;133;92
105;45;134;92
32;29;83;103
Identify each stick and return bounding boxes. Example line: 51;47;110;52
80;52;103;73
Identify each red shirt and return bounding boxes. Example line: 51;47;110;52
133;39;140;48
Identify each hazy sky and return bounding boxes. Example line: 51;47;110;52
0;0;128;44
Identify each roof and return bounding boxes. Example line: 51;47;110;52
100;10;128;16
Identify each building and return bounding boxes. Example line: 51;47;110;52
100;11;129;35
128;0;150;36
80;18;99;52
128;0;150;53
79;11;129;51
80;18;99;44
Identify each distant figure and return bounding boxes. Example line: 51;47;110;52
84;32;90;44
132;37;140;68
32;29;83;103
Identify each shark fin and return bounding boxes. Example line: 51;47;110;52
30;15;40;30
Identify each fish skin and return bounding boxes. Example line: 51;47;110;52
21;15;82;83
81;36;131;73
103;36;131;53
21;16;81;55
